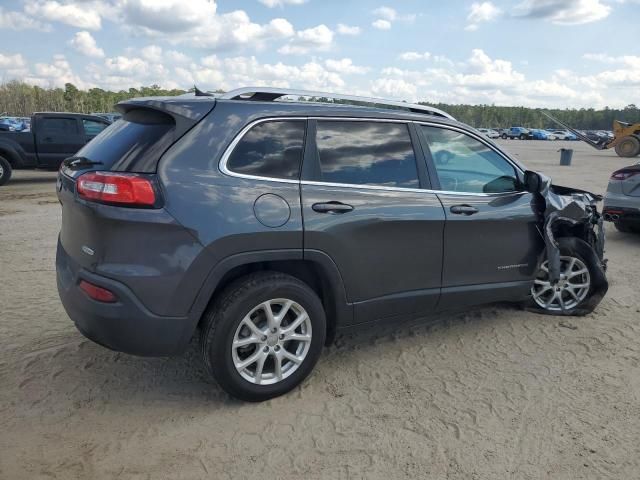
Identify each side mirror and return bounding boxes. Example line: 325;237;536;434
523;170;542;193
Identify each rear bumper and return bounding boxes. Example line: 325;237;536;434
603;193;640;222
56;239;193;356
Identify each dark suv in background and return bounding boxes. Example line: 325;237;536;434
56;88;607;401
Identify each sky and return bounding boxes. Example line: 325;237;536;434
0;0;639;109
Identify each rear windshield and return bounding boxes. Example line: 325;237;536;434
75;109;174;172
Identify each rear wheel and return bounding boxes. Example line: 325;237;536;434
501;133;508;139
200;272;326;402
519;134;526;140
614;136;640;158
0;156;12;186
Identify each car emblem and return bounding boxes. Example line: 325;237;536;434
81;246;95;256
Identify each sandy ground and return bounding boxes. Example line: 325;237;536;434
1;140;639;479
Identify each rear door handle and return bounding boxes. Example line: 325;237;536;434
450;204;479;215
312;202;354;214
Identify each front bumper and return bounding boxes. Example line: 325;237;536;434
56;239;193;356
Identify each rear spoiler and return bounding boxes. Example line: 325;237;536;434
116;97;216;140
541;111;608;150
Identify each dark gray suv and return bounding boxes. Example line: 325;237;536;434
56;87;608;401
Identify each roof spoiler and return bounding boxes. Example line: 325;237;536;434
116;97;216;139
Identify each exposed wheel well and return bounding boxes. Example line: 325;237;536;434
200;260;339;344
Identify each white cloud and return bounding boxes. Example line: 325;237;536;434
515;0;611;25
324;58;369;74
69;31;105;58
336;23;361;35
278;24;333;54
371;78;417;98
466;2;501;30
399;51;431;61
0;53;27;69
372;5;416;26
140;45;163;63
25;54;87;88
258;0;307;6
24;0;103;30
0;6;51;31
372;19;391;30
372;6;397;21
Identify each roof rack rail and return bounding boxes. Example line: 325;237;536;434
218;87;455;120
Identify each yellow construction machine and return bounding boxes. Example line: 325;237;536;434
543;112;640;158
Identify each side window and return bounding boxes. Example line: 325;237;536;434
41;117;79;135
83;119;109;136
421;126;519;194
226;120;305;180
315;121;419;188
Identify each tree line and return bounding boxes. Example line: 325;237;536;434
1;80;638;130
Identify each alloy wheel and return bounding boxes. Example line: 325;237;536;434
531;256;590;311
232;298;312;385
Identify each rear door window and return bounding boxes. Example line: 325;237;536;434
41;117;80;135
74;109;175;172
314;121;419;188
226;120;306;180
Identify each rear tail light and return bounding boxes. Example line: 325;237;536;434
79;280;117;303
611;169;640;181
77;172;156;206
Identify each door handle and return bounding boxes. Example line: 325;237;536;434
312;202;354;214
450;204;479;215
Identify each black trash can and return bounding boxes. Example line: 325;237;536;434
559;148;573;166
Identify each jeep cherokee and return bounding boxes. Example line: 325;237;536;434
56;87;607;401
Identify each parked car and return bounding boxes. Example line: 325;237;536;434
603;163;640;233
531;129;551;140
55;87;608;401
550;130;577;141
501;127;533;140
580;130;609;144
91;112;122;123
477;128;500;139
0;113;110;185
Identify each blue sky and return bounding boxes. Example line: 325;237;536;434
0;0;638;108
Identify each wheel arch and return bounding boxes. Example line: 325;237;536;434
0;145;22;166
188;249;352;345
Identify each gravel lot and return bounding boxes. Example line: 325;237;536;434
1;140;639;479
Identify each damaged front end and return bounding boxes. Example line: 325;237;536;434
528;171;609;315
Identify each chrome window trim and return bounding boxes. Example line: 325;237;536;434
219;116;528;198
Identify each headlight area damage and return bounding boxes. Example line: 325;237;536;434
530;172;608;315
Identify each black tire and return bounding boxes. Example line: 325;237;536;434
501;133;508;139
519;134;526;140
200;271;326;402
525;237;608;316
0;156;12;186
614;221;640;233
614;136;640;158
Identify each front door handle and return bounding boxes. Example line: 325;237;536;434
312;201;354;214
450;204;479;215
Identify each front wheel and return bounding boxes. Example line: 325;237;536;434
501;133;508;139
0;156;12;186
519;134;526;140
526;238;607;316
200;272;326;402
